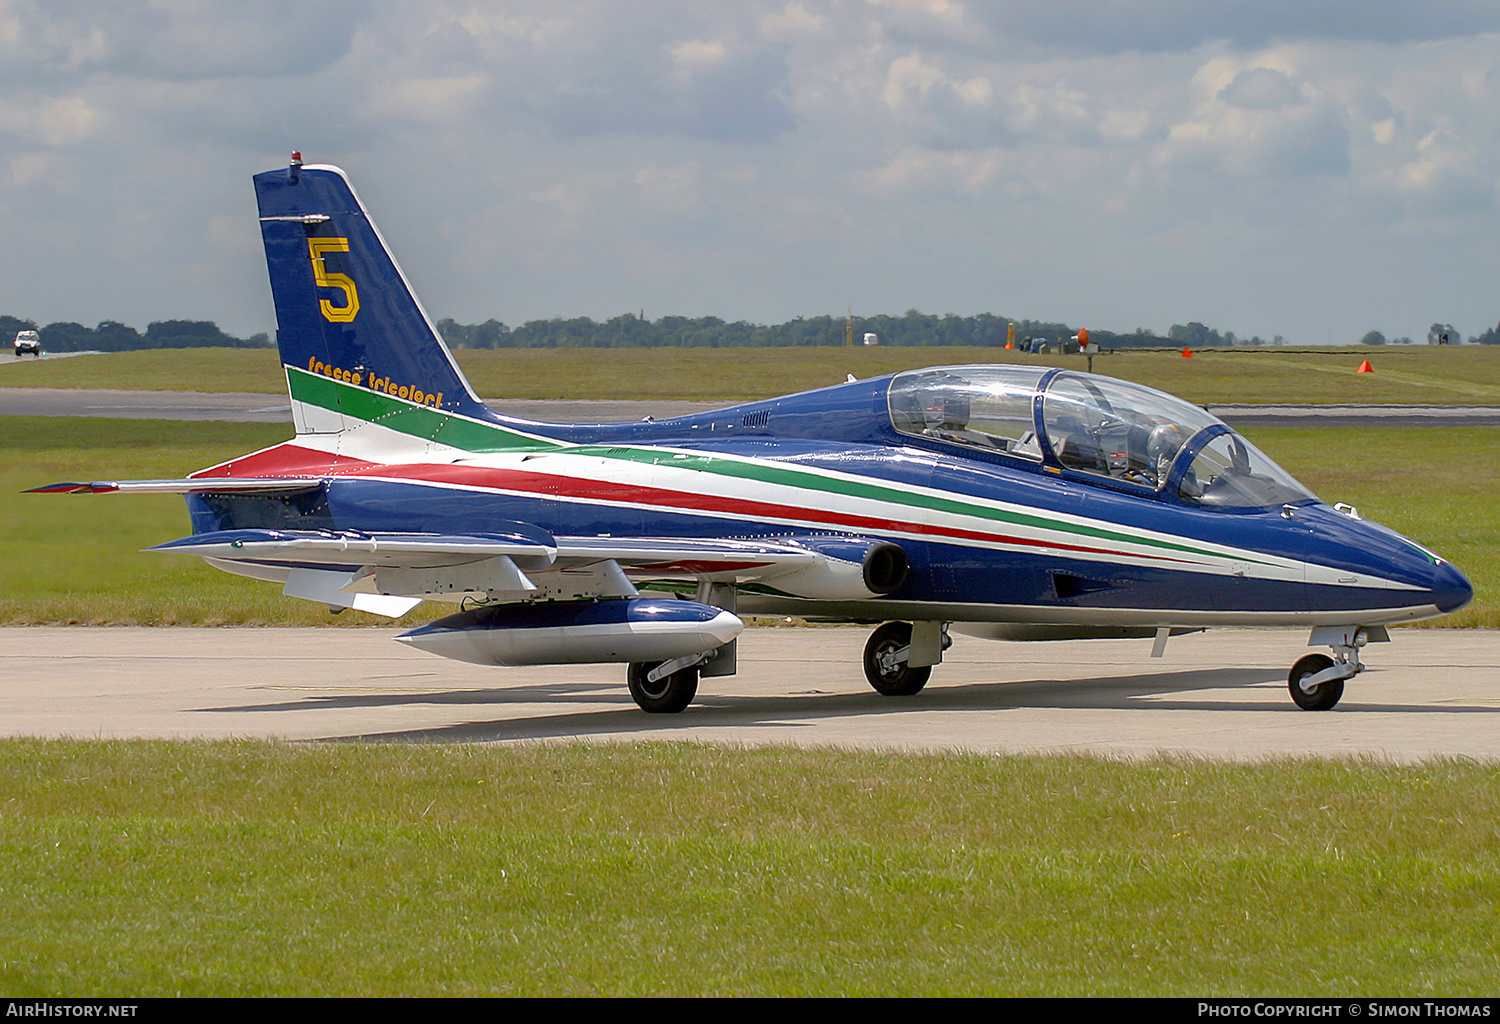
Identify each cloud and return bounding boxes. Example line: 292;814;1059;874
967;0;1500;55
528;37;797;143
1158;55;1351;177
0;93;99;146
0;0;370;82
1219;67;1303;110
4;0;1500;351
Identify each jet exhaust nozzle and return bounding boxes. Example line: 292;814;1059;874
862;541;910;594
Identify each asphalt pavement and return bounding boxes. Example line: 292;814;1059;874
2;625;1496;762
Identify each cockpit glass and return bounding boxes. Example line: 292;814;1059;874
1041;373;1221;488
888;365;1314;507
1179;433;1315;507
889;366;1048;460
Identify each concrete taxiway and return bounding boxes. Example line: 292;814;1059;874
0;387;724;423
3;625;1496;762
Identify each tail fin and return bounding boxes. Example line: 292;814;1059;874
254;159;491;434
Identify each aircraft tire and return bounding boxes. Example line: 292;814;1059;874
863;622;931;697
627;661;699;714
1288;653;1343;711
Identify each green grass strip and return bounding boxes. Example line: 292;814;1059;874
9;346;1500;405
1;740;1496;996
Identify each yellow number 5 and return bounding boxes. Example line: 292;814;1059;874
308;238;360;322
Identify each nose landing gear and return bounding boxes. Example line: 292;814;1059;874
1288;626;1388;710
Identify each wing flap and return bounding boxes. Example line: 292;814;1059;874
552;536;819;580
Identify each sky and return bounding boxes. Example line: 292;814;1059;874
3;0;1500;346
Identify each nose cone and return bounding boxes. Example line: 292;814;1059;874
1430;559;1473;615
1300;503;1472;621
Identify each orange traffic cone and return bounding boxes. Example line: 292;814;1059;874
1181;347;1194;358
1004;341;1013;350
1356;360;1373;374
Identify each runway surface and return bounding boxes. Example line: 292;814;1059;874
6;387;1500;427
4;625;1496;762
0;387;720;423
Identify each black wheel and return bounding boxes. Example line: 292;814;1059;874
863;622;931;696
1288;653;1343;710
627;661;699;714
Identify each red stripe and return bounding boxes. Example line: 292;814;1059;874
190;443;360;479
191;443;1205;566
359;462;1201;565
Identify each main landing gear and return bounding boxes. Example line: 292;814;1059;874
627;656;701;714
626;619;951;712
1288;625;1388;711
863;621;949;696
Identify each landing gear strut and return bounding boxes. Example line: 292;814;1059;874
1288;654;1342;711
862;621;948;696
627;657;701;714
1287;626;1388;711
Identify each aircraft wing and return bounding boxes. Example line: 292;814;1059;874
145;529;818;573
553;536;819;579
146;529;559;568
145;528;880;615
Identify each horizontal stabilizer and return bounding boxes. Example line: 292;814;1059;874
29;477;323;495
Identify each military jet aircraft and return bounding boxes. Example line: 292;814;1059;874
33;157;1472;713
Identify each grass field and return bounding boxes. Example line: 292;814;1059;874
3;351;1498;998
3;416;1496;627
0;418;406;627
1;740;1496;996
6;344;1500;404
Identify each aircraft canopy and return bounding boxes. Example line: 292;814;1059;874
888;366;1314;507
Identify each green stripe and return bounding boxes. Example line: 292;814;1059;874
289;369;1249;564
288;369;561;452
569;445;1230;562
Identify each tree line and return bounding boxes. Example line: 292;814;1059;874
2;315;268;352
8;310;1497;351
433;312;1191;349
